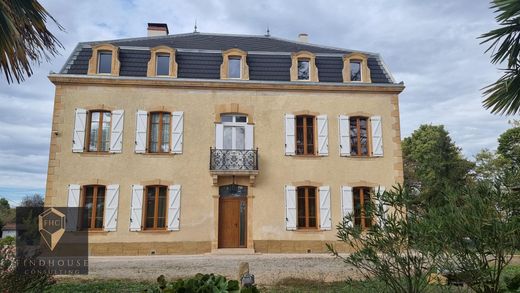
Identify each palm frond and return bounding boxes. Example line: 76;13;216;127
482;68;520;115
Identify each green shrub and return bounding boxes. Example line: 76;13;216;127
143;273;258;293
0;236;14;246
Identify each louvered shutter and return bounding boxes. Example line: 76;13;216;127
319;186;331;230
104;184;119;231
72;108;87;152
245;124;254;150
130;185;143;231
371;116;383;156
341;186;353;227
375;186;387;220
167;185;181;231
215;124;224;149
338;115;351;156
317;115;329;156
171;111;183;154
67;184;81;231
285;185;297;230
109;110;124;153
285;114;295;155
135;110;148;153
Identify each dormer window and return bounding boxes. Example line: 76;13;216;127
228;57;241;79
156;54;170;76
297;59;310;80
221;49;249;80
97;51;112;74
350;60;362;81
87;44;120;76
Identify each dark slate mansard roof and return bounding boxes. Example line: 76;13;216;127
61;32;395;84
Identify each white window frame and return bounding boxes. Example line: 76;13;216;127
221;114;248;150
227;56;242;79
97;51;112;75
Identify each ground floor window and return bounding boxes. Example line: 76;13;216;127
353;187;372;229
81;185;105;230
144;185;167;229
297;186;317;229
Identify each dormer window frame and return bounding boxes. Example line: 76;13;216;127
220;48;249;80
290;51;318;82
87;44;120;76
147;46;178;78
343;53;371;83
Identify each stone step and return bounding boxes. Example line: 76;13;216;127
210;248;257;255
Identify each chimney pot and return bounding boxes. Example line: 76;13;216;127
298;33;308;43
147;23;169;37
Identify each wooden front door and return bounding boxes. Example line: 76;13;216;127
218;197;247;248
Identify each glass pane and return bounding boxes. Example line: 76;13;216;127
145;188;156;228
149;113;159;153
221;115;233;123
228;57;241;78
297;188;306;228
95;187;105;228
156;54;170;76
161;113;170;152
89;112;100;151
350;118;359;155
98;52;112;74
219;185;248;197
235;116;247;123
239;200;246;246
350;61;361;81
236;126;245;150
157;187;166;228
83;186;94;229
296;116;304;155
101;112;111;152
298;60;310;80
360;118;368;156
223;126;232;149
354;188;361;227
363;188;372;227
306;117;314;154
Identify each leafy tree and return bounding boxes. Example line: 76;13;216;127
0;0;63;83
402;124;474;207
474;148;508;182
0;198;14;235
0;198;8;210
20;194;44;207
497;126;520;166
480;0;520;115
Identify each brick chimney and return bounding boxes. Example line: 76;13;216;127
147;23;169;37
298;33;308;43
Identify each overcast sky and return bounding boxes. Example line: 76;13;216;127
0;0;514;205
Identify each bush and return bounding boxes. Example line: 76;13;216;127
143;273;259;293
0;235;15;246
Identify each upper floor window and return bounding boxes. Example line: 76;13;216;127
156;54;170;76
228;57;241;79
88;111;111;152
221;114;247;150
353;187;372;229
81;185;105;230
297;59;310;80
297;186;317;229
350;117;369;156
97;51;112;74
296;115;315;155
149;112;171;153
144;185;167;230
350;60;362;81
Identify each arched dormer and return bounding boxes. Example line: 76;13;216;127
342;53;371;83
87;44;120;76
220;48;249;80
147;46;178;78
290;51;319;82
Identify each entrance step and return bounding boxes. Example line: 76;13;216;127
210;248;256;255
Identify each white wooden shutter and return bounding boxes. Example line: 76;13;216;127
72;108;87;152
67;184;81;231
285;114;295;155
317;115;329;156
171;111;183;154
130;184;143;231
319;186;331;230
167;185;181;231
245;124;254;150
338;115;351;156
104;184;119;231
375;186;387;220
215;124;224;149
135;110;148;153
109;110;124;153
371;116;383;157
285;185;297;230
341;186;353;227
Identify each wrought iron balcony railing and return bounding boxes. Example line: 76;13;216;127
210;148;259;171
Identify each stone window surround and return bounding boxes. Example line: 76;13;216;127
87;44;120;76
290;51;319;82
147;46;178;78
220;48;249;80
214;103;254;124
342;53;371;83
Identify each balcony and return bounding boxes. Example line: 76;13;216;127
209;148;259;185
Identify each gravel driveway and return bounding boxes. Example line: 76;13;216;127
63;254;359;285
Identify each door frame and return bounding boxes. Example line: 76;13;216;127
217;184;248;248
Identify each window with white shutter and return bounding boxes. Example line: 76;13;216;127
319;186;331;230
371;116;383;156
171;111;184;154
284;185;297;230
167;185;181;231
374;186;387;221
109;110;124;153
338;115;351;156
215;124;224;149
72;109;87;152
135;110;148;153
340;186;353;227
130;184;144;231
67;184;81;231
284;114;295;155
317;115;328;156
245;124;254;150
104;184;120;231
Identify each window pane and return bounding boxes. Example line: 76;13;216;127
350;61;361;81
98;52;112;74
308;188;316;228
149;113;160;153
228;57;241;78
360;118;368;156
306;117;314;154
354;188;362;227
221;115;233;123
350;118;359;155
95;187;105;228
157;187;167;228
296;116;304;155
101;112;111;152
363;188;372;227
161;113;170;152
297;188;306;228
145;188;156;228
235;116;247;123
236;126;245;150
298;60;310;80
89;112;100;151
156;54;170;76
223;126;232;149
83;186;94;229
